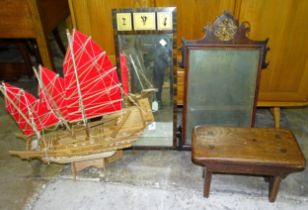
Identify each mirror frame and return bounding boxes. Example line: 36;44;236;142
112;7;177;148
180;12;269;149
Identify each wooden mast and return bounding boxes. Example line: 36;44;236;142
66;30;90;137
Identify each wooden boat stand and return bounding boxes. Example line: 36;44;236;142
71;150;123;180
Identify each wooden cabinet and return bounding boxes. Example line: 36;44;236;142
238;0;308;103
155;0;235;49
68;0;154;56
0;0;69;69
69;0;235;58
69;0;308;113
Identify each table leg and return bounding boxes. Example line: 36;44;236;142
269;176;282;202
270;107;280;128
204;169;212;197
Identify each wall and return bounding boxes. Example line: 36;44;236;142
69;0;308;104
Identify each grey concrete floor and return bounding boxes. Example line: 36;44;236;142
1;93;308;209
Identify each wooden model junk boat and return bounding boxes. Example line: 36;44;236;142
0;30;154;166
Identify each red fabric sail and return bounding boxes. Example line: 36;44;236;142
63;30;122;122
120;52;129;94
35;100;60;130
4;83;37;135
39;66;68;119
3;83;59;136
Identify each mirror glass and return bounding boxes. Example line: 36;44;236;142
118;34;174;146
185;48;260;144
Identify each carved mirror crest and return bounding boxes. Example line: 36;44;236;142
180;11;269;148
113;8;177;147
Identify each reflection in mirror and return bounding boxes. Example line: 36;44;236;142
118;34;174;146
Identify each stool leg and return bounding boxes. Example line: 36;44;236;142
204;169;212;197
269;176;282;202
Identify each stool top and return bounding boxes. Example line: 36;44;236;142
192;126;306;170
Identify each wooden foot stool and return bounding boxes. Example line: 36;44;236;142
192;126;306;202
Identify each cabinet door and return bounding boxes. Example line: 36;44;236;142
69;0;154;56
238;0;308;102
156;0;236;49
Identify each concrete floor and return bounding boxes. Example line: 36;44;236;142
0;31;307;209
1;92;308;209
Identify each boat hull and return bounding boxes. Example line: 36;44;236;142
10;98;154;163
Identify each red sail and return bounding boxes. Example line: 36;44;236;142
3;83;59;136
39;66;68;119
120;52;129;94
63;30;122;122
35;99;60;130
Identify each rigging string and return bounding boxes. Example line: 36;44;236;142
66;68;121;108
129;54;144;90
1;30;125;144
34;67;70;132
22;91;41;141
64;30;121;122
1;85;41;140
134;55;153;89
120;88;146;114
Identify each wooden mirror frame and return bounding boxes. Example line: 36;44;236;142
112;7;177;148
180;11;269;149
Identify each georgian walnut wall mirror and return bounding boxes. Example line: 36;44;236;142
112;8;177;147
180;11;269;148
